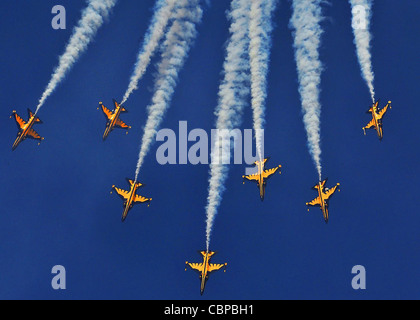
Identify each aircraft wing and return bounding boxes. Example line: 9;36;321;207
323;184;339;201
363;119;375;130
134;195;151;203
243;173;260;182
113;187;130;200
26;128;42;140
262;167;280;179
101;104;114;120
115;118;130;129
12;112;26;130
187;263;203;273
208;263;225;273
307;197;321;207
377;103;390;120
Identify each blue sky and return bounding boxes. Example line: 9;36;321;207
0;0;419;299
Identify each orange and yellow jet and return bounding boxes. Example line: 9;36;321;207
242;158;282;201
185;251;227;295
363;100;391;140
111;178;151;222
99;99;131;140
306;178;340;224
10;109;44;151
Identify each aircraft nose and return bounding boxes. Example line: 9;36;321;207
12;141;19;151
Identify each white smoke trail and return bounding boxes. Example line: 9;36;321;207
120;0;177;105
35;0;118;114
205;0;251;251
290;0;324;181
350;0;375;103
134;0;203;180
249;0;277;160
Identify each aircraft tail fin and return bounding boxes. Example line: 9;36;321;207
28;109;42;123
126;178;143;188
113;99;128;113
367;100;380;113
313;178;327;190
199;251;207;257
254;157;269;166
199;250;216;257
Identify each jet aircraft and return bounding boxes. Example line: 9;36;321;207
99;99;131;140
111;178;151;222
363;100;391;140
10;109;44;151
243;158;282;201
306;178;340;224
185;251;227;295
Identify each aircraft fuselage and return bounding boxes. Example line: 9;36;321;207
200;252;211;295
103;105;123;140
122;183;139;222
257;161;266;201
12;116;36;151
317;183;329;223
370;107;383;140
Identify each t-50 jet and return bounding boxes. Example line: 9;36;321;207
243;158;282;201
363;100;391;140
10;109;44;151
111;179;151;222
306;178;340;224
99;100;131;140
185;251;227;295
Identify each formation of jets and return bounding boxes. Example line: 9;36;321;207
185;251;227;295
10;109;44;151
306;179;340;224
363;100;391;140
243;158;282;201
99;99;131;141
9;98;392;294
9;99;392;150
111;178;152;222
